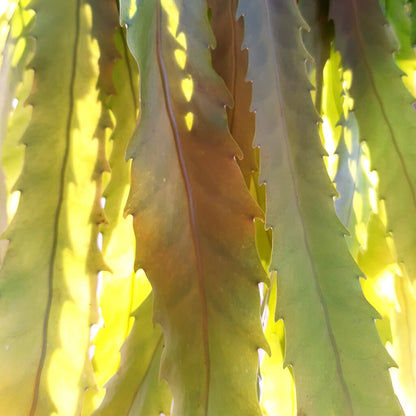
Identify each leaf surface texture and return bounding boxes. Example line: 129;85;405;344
238;0;402;413
330;0;416;283
120;0;267;414
0;1;103;414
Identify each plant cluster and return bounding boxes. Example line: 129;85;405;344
0;0;416;414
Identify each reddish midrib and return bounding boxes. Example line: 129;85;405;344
155;2;210;414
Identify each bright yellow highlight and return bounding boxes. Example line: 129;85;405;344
260;274;296;416
347;159;357;188
0;0;15;20
176;32;187;50
385;269;416;416
45;14;102;414
343;124;353;154
322;116;338;180
161;0;187;49
376;200;387;227
352;192;368;247
181;76;193;102
353;191;363;223
0;0;8;16
7;191;20;218
47;301;89;416
342;70;354;116
1;1;28;48
161;0;180;38
11;37;26;66
128;0;137;19
374;269;397;304
185;112;194;131
175;49;187;69
360;142;379;213
322;117;335;154
342;69;353;91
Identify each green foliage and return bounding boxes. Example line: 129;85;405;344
0;0;415;414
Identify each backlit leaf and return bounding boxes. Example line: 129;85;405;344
381;0;416;96
208;0;257;185
298;0;332;112
120;0;268;414
0;0;33;262
0;1;102;414
84;19;140;412
93;293;171;416
260;273;295;416
238;0;402;413
390;272;416;414
330;0;416;283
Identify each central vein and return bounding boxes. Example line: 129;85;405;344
263;0;353;411
29;1;81;414
155;2;210;413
